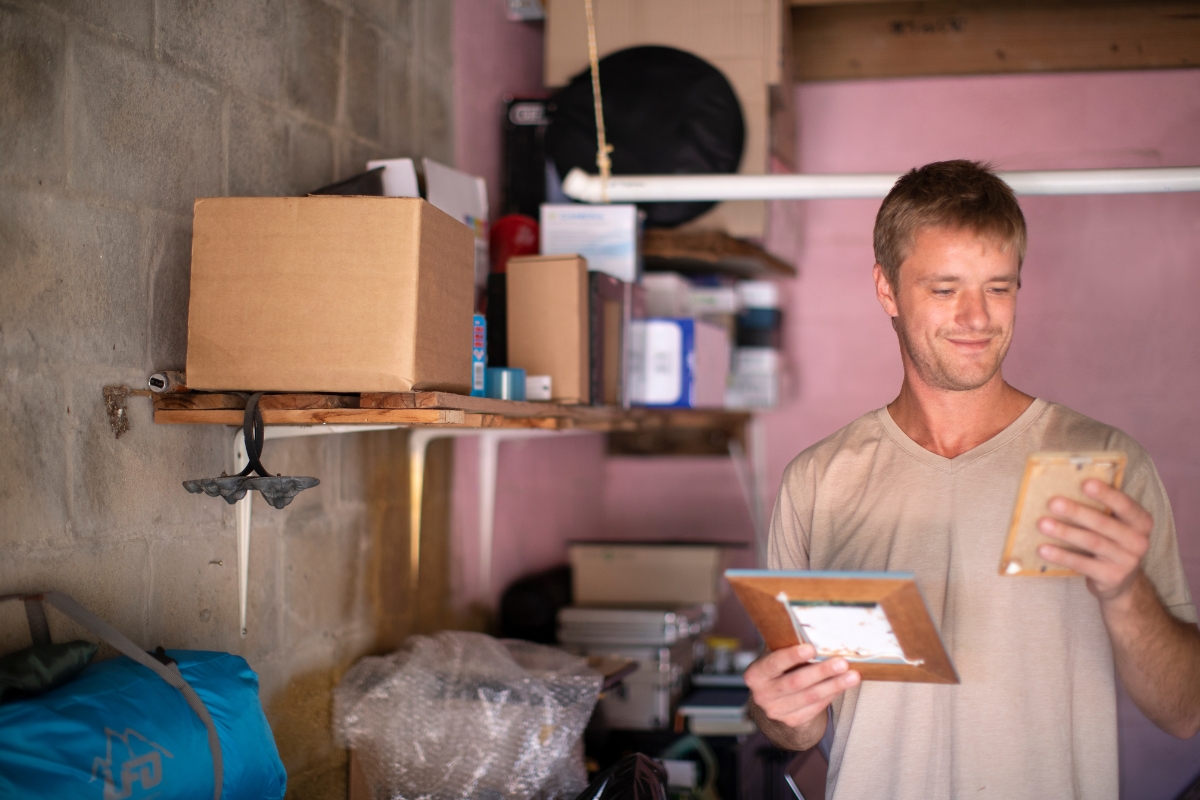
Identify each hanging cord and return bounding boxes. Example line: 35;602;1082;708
584;0;612;203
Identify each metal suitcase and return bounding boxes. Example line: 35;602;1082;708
558;605;715;730
557;604;715;646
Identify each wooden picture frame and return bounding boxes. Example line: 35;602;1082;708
999;451;1126;577
726;570;958;684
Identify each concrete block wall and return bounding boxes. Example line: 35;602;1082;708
0;1;455;796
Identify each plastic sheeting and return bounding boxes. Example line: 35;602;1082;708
334;631;602;800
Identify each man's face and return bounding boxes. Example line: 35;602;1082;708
874;225;1021;393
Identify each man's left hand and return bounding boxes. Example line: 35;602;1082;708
1038;479;1152;603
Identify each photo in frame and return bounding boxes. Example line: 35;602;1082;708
726;569;958;684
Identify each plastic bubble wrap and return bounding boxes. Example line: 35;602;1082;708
334;631;602;800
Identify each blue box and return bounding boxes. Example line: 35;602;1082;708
628;318;730;408
471;313;487;396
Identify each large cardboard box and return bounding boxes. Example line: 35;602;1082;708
506;254;590;404
569;543;724;606
186;197;474;393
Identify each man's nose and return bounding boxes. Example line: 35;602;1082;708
956;289;990;330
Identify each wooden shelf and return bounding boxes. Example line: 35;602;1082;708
152;390;751;437
642;229;796;278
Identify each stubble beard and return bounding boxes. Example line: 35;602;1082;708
894;317;1011;393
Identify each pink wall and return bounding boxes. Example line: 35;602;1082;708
452;0;545;215
450;435;607;611
757;69;1200;800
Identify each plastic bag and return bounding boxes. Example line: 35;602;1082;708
572;754;667;800
334;631;602;800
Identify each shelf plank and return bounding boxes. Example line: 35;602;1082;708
150;390;752;437
642;229;796;278
153;393;358;411
154;407;465;426
362;391;578;417
792;1;1200;82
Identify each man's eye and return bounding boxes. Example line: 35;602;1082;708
988;286;1012;295
932;289;954;296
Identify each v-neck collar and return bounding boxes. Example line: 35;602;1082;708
875;397;1049;473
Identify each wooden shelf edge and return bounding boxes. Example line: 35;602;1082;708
150;390;751;433
642;229;797;278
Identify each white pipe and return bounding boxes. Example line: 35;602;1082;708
560;166;1200;203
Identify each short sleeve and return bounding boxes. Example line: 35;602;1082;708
1122;442;1197;624
768;459;813;571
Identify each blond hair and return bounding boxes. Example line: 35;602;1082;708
873;160;1027;288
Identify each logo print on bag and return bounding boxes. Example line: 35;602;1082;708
90;728;174;800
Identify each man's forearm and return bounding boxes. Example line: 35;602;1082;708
1103;572;1200;738
748;698;827;751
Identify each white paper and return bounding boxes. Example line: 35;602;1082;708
423;158;489;288
366;158;419;197
788;603;907;661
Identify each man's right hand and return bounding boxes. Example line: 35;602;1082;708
744;644;860;750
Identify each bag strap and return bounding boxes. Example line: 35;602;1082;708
23;597;51;645
0;592;224;800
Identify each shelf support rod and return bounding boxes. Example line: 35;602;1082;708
232;424;401;637
728;417;770;568
407;428;590;612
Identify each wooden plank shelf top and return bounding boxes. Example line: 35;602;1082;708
152;390;752;435
641;229;796;278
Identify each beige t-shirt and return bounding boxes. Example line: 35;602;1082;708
768;399;1196;800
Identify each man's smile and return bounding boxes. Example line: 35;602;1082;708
945;336;993;351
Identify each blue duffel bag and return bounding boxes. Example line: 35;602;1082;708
0;591;286;800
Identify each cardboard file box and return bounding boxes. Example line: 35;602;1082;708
506;254;590;404
186;196;474;393
569;543;725;607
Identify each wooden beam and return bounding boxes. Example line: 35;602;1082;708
792;1;1200;82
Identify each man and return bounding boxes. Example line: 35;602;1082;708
746;160;1200;798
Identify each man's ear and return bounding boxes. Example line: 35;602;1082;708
873;263;900;318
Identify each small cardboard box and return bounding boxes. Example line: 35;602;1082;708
186;196;474;393
569;543;724;607
506;254;590;404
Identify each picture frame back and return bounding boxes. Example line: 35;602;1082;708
999;451;1126;577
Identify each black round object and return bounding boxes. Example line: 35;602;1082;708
547;46;745;228
499;565;572;644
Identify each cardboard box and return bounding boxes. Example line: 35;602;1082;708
569;543;725;607
589;272;627;406
186;196;474;393
540;204;639;283
506;254;590;404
